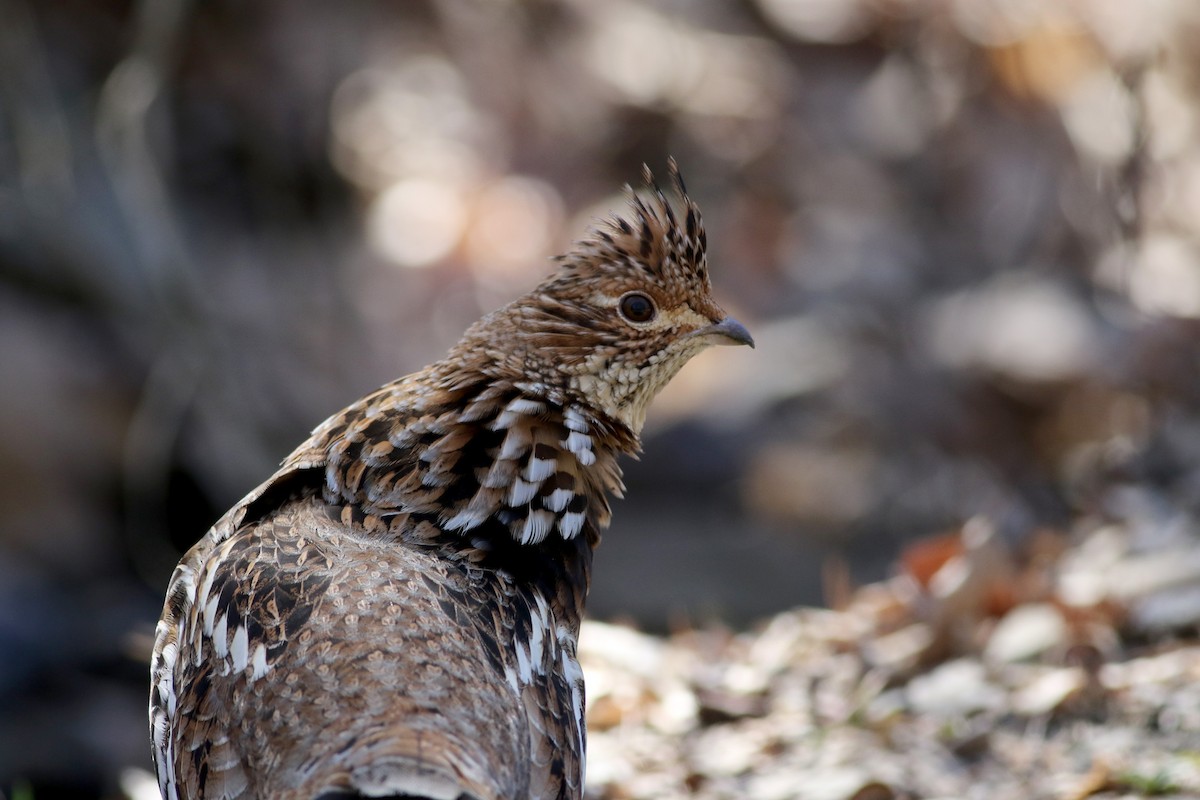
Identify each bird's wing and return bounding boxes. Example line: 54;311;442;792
152;494;532;800
514;609;587;800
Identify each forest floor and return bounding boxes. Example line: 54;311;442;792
581;518;1200;800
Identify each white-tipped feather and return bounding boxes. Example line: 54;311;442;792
559;511;586;539
198;568;219;632
203;595;220;637
558;628;587;780
564;407;589;432
524;457;556;483
509;477;540;506
520;510;556;545
213;613;229;658
515;642;532;685
546;488;574;513
489;410;520;431
251;643;270;680
564;431;592;456
506;397;545;416
231;626;249;672
498;428;531;461
444;508;487;532
528;606;546;671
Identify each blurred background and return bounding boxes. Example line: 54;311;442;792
2;0;1199;796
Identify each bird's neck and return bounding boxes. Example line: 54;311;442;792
310;367;639;557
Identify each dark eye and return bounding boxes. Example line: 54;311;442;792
619;292;656;323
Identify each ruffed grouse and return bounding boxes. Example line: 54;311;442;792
150;161;753;800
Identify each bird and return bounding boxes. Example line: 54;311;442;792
149;159;754;800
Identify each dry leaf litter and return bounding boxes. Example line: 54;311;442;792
581;518;1200;800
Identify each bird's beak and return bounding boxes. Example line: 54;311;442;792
695;316;755;348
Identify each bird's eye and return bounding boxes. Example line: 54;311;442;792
619;292;656;323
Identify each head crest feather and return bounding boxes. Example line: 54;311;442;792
565;159;709;286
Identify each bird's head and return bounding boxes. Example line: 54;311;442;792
455;160;753;435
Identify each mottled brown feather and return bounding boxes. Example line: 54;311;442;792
150;161;751;800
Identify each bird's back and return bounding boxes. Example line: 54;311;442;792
154;490;587;799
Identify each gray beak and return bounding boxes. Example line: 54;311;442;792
697;316;755;348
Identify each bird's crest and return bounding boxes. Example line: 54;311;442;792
564;158;709;288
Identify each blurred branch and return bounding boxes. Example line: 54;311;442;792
0;0;74;211
93;0;213;582
1114;62;1149;247
94;0;196;297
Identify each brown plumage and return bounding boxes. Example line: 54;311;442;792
149;160;753;800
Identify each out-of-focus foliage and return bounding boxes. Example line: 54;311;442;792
1;0;1198;796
